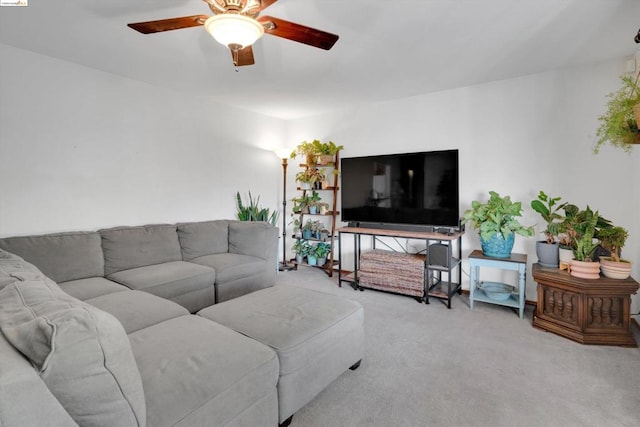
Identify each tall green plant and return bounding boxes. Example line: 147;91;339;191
235;191;278;226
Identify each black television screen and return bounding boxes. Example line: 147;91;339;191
340;149;459;229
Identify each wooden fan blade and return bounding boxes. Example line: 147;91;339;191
258;16;339;50
127;15;208;34
231;46;256;66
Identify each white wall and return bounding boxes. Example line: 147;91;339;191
1;42;638;311
286;59;640;311
0;43;285;236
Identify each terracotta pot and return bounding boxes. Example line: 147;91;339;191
599;256;632;279
569;259;601;279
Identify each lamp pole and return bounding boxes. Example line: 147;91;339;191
279;157;294;271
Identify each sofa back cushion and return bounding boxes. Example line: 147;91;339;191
176;220;230;261
100;224;182;276
229;221;276;260
0;232;104;283
0;277;146;427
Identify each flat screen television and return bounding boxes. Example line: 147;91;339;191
340;149;459;230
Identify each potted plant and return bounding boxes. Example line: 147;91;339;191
594;73;640;154
235;191;278;225
301;219;315;239
530;191;566;268
307;191;322;214
291;140;344;165
295;168;325;190
291;194;312;214
313;140;344;164
291;240;305;264
307;244;318;266
314;242;331;266
563;205;611;279
597;225;632;279
462;191;534;258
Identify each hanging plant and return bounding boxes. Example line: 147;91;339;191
594;73;640;154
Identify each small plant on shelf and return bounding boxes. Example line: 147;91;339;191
295;168;325;190
290;139;344;165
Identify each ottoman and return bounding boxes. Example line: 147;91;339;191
198;285;364;426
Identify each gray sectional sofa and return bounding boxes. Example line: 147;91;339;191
0;220;365;427
0;220;278;313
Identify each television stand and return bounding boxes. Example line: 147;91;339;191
337;226;463;307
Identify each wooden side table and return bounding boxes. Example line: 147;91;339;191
469;250;527;318
532;264;638;347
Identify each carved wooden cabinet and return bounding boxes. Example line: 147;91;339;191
532;264;639;347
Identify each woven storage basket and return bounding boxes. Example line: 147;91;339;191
358;249;425;297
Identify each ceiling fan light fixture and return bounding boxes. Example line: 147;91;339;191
204;14;265;49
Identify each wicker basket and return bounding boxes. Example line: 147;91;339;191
358;250;425;297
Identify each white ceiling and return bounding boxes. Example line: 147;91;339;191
1;0;639;119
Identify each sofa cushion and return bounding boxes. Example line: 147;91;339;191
129;315;279;427
100;224;182;276
107;260;216;312
190;253;266;284
86;290;190;334
177;220;230;261
0;278;146;427
58;277;129;301
0;331;78;427
228;221;274;259
0;231;104;283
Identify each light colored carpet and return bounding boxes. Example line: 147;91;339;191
276;267;640;427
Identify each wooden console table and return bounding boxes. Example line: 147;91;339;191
532;264;639;347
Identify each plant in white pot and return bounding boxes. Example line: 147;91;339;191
597;225;632;279
530;191;566;268
462;191;534;258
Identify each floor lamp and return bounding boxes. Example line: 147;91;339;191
277;152;295;271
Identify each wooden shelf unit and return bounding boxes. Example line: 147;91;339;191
291;153;340;277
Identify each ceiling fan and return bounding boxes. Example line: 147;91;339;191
128;0;339;66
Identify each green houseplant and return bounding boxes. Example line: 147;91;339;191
559;204;612;279
594;74;640;154
295;168;325;190
235;191;278;226
290;140;344;165
314;242;331;266
597;225;632;279
530;191;566;268
462;191;534;258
